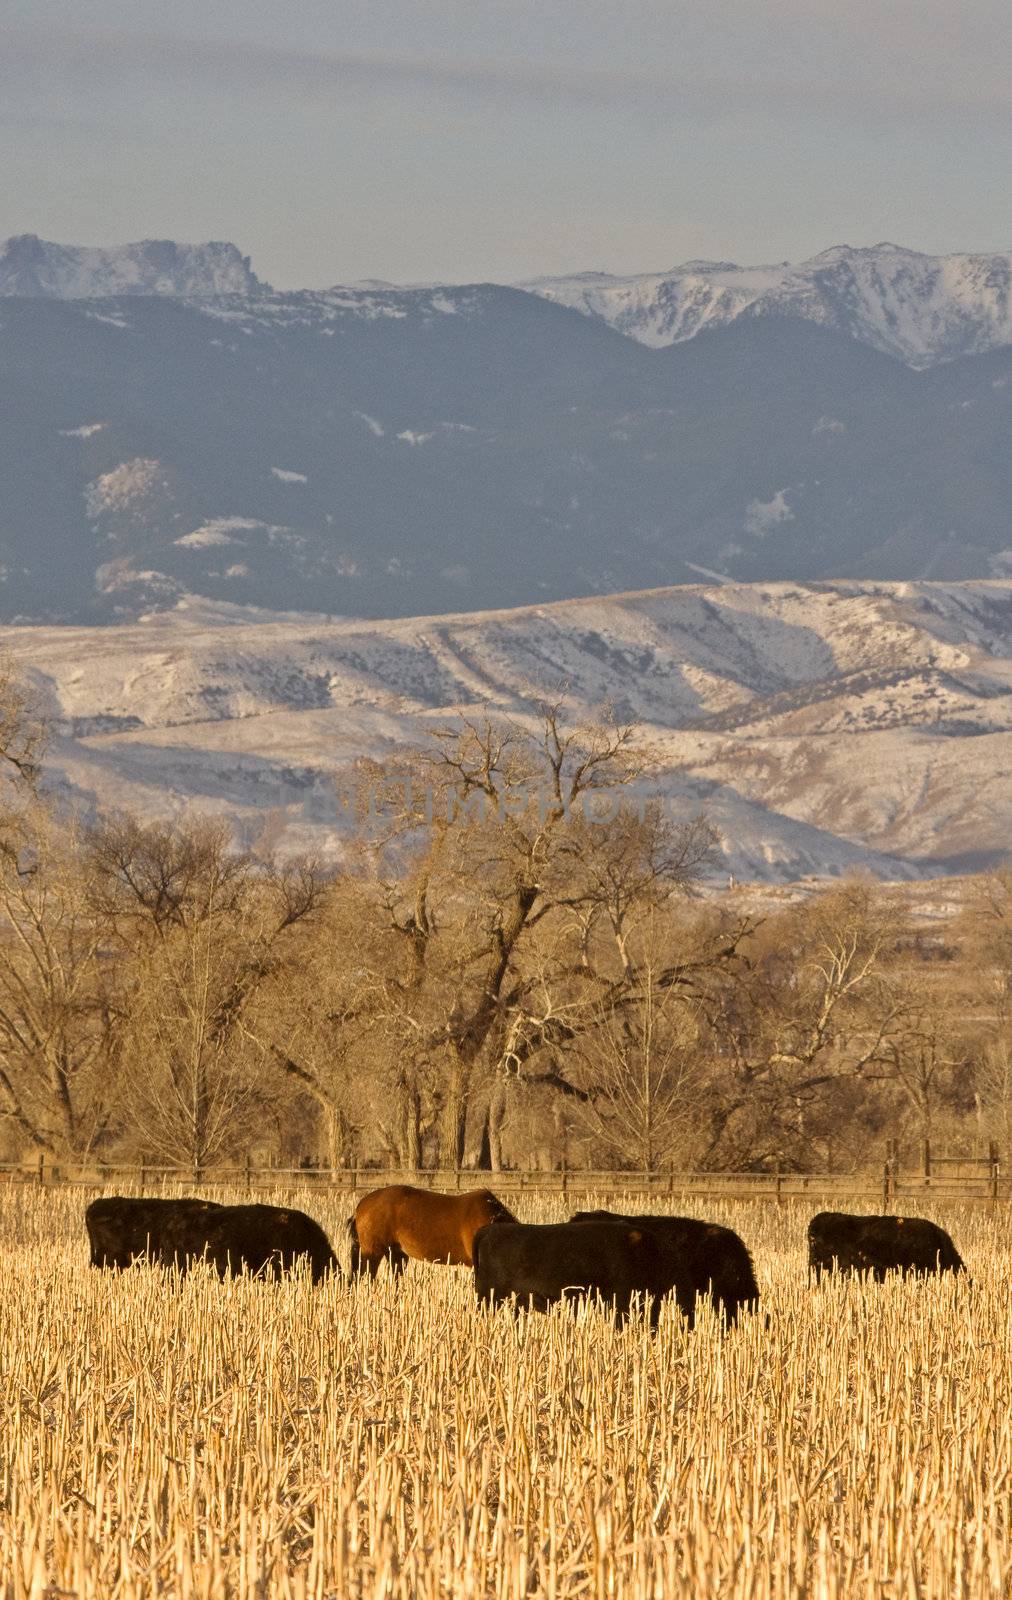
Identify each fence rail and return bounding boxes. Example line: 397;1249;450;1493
0;1146;1005;1206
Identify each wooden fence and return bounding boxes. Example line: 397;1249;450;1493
0;1140;1004;1206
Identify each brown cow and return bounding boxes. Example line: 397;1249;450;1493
349;1184;515;1276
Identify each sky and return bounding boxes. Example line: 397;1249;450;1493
2;0;1011;289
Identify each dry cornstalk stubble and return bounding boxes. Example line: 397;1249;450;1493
0;1186;1009;1598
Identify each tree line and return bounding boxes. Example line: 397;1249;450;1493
1;657;1009;1175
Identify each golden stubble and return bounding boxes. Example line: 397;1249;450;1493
1;1187;1008;1599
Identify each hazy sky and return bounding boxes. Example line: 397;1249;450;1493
3;0;1011;287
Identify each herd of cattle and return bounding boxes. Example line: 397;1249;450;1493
83;1184;968;1324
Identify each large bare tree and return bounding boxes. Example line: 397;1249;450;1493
691;882;916;1170
354;700;744;1166
0;807;120;1157
571;923;705;1171
89;815;322;1174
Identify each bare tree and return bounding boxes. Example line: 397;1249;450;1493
573;926;704;1171
351;700;743;1166
90;815;322;1174
253;881;399;1168
0;807;120;1157
876;982;973;1143
977;1037;1012;1150
695;883;912;1170
0;656;43;797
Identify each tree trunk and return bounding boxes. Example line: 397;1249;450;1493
487;1080;508;1172
439;1054;470;1168
403;1086;422;1171
475;1112;492;1171
325;1102;353;1169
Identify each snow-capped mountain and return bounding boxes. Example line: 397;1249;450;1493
0;235;264;299
5;234;1012;368
3;578;1009;883
518;244;1012;369
3;234;1012;627
2;278;1011;625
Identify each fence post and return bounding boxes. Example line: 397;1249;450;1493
923;1138;931;1187
775;1166;783;1207
37;1152;44;1186
560;1157;567;1197
882;1157;892;1211
990;1141;1000;1205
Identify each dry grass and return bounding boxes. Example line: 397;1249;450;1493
1;1186;1010;1598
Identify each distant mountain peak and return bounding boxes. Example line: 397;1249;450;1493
517;242;1012;367
0;235;267;298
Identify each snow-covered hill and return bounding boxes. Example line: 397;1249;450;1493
3;578;1009;883
519;244;1012;369
0;235;264;298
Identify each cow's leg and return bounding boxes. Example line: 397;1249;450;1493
677;1287;697;1329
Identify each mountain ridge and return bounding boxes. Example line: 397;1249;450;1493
4;234;1012;369
0;235;264;298
518;242;1012;368
2;577;1009;884
2;287;1010;625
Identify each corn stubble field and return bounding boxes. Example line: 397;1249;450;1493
1;1189;1010;1599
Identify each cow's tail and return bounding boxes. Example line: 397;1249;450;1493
346;1213;361;1275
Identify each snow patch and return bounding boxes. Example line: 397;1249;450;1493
745;490;795;539
85;459;165;520
685;563;732;584
354;411;385;437
271;467;308;483
84;311;130;329
176;525;234;549
59;422;107;439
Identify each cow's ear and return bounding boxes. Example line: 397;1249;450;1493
628;1230;642;1245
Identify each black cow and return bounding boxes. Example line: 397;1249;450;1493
570;1209;760;1327
86;1196;222;1270
472;1218;694;1326
808;1210;966;1281
154;1202;339;1282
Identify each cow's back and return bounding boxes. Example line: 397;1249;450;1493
86;1196;221;1269
570;1210;759;1324
474;1219;674;1321
808;1211;964;1279
198;1204;337;1282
